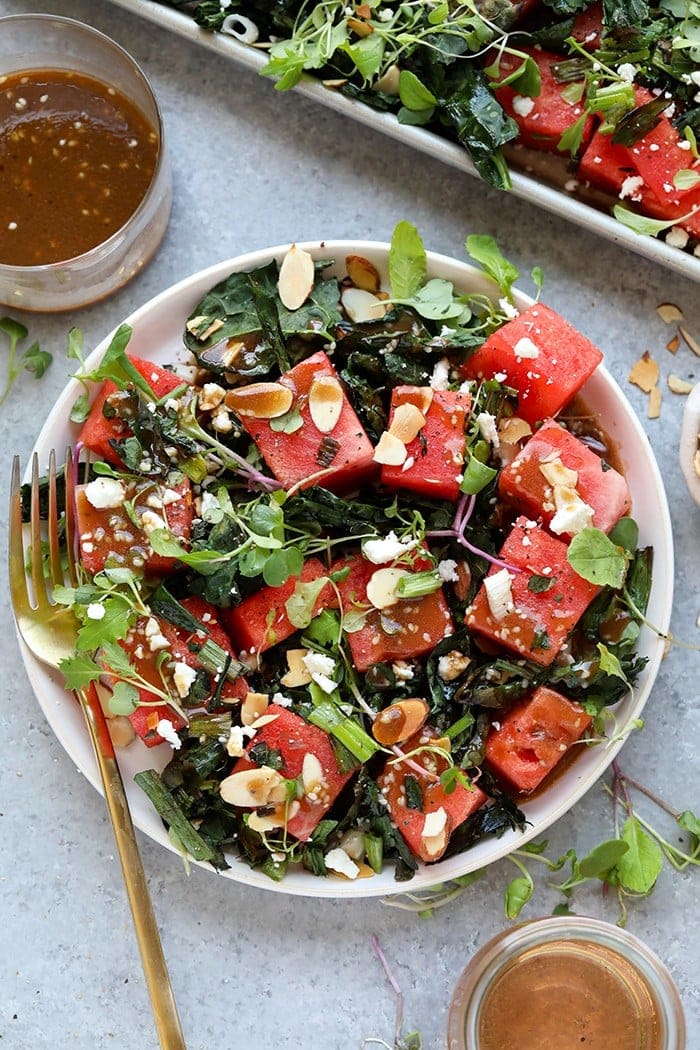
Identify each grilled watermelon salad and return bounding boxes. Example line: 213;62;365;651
56;223;652;882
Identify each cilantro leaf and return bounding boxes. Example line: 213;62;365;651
59;653;103;690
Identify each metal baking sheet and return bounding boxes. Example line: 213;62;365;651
107;0;700;284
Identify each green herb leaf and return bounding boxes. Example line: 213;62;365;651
389;221;427;300
75;597;133;651
285;575;330;629
577;838;629;880
677;810;700;839
567;527;628;588
613;204;698;238
460;453;497;495
465;235;519;299
108;681;140;716
528;574;556;593
616;817;664;894
673;169;700;190
504;875;533;919
597;642;630;684
269;406;304;433
399;70;438;111
608;516;638;553
59;653;103;690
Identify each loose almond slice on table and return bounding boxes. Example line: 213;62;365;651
628;352;659;393
668;374;694;395
679;325;700;358
225;382;293;419
278;244;315;310
309;374;344;433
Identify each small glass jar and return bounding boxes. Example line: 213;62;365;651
0;14;171;312
447;916;686;1050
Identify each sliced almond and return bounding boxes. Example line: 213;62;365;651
225;382;293;419
355;2;372;16
628;352;659;394
241;691;269;726
366;566;411;609
220;765;285;808
278;244;315;310
107;715;136;748
309;374;344;434
302;752;327;800
668;374;694;395
498;416;532;445
373;63;400;95
648;386;662;419
389;402;427;444
420;820;450;862
667;335;680;354
656;302;684;324
346;254;381;293
373;430;407;466
280;649;312;688
341;286;388;323
347;15;373;36
679;324;700;358
695;450;700;479
248;800;300;833
372;698;430;746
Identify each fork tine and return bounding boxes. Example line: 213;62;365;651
29;452;50;614
63;446;79;588
46;450;64;589
8;455;30;618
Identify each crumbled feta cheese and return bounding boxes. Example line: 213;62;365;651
172;661;197;699
438;559;459;583
162;488;182;505
619;175;644;201
438;650;470;682
512;95;535;117
665;226;689;250
86;603;105;621
144;616;169;652
362;530;417;565
498;297;519;320
156;719;182;750
84;477;126;510
391;660;414;681
484;569;515;622
494;371;508;383
476;411;500;450
226;724;256;757
550;500;595;536
139;509;167;534
513;337;540;360
540;457;595;536
429;356;450;390
325;847;359;880
302;651;336;678
617;62;637;83
271;691;293;708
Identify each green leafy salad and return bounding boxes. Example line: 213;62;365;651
55;223;652;883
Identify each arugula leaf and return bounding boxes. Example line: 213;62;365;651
389;221;427;300
567;527;628;588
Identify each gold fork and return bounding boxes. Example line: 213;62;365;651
9;449;187;1050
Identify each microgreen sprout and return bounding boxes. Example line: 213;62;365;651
426;491;521;572
0;316;51;406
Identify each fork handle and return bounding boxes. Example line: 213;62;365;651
78;683;187;1050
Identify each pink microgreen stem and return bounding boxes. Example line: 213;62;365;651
390;743;440;782
426;490;521;573
371;935;404;1044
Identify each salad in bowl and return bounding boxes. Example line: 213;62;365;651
30;223;671;896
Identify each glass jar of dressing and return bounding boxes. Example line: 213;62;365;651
447;916;686;1050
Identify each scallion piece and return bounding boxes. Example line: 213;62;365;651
134;770;216;862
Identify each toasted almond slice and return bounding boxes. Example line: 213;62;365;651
679;324;700;358
248;801;300;833
432;736;452;753
241;691;269;727
346;254;381;293
667;335;680;354
373;63;400;95
372;698;430;746
366;566;411;609
225;382;293;419
321;78;348;88
648;386;662;419
278;244;315;310
373;430;407;466
389;402;426;444
309;374;344;434
628;352;659;394
220;765;284;808
498;416;532;445
347;15;373;36
107;715;136;748
420;823;450;862
341;286;388;323
657;302;684;324
280;649;312;688
302;752;327;798
695;450;700;479
355;2;372;16
668;374;694;395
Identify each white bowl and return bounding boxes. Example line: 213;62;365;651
20;241;674;898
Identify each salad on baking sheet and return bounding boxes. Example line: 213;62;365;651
55;224;652;883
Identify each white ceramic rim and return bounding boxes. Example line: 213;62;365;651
19;240;674;898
